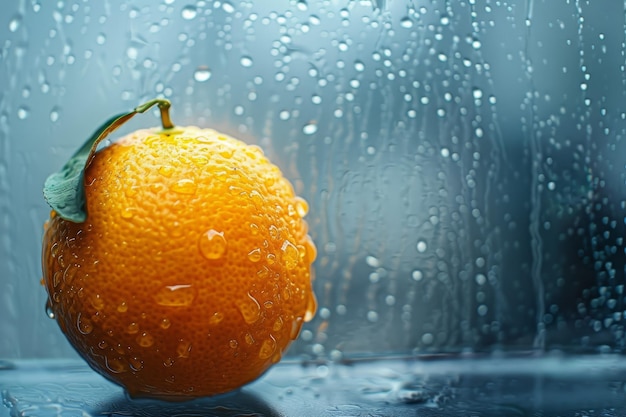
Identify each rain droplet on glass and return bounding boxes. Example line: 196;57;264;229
194;66;212;82
181;5;197;20
302;121;318;135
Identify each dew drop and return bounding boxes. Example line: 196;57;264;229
105;357;128;374
171;178;197;194
45;300;55;319
400;17;413;28
154;284;197;307
416;240;428;253
296;0;308;11
126;322;139;334
181;5;197;20
90;294;105;310
294;196;309;217
302;121;318;135
273;316;284;331
354;60;365;72
304;292;317;322
281;240;299;270
198;230;227;260
269;225;280;240
258;335;277;359
240;55;253;67
136;331;154;348
194;66;212;82
120;207;135;219
77;313;93;335
128;357;144;371
8;14;22;32
290;317;304;340
158;165;175;177
177;340;192;358
209;311;224;325
248;248;262;262
222;1;235;13
50;106;60;122
237;292;261;324
17;106;29;119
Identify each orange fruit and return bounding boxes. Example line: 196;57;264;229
42;125;317;400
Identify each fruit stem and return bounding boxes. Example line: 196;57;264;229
158;101;174;130
134;98;175;130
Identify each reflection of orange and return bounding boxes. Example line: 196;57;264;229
42;126;317;400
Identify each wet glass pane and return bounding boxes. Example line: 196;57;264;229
1;0;626;414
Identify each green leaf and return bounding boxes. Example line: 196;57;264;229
43;98;173;223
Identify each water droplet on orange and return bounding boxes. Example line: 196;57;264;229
247;248;262;262
77;313;93;335
126;322;139;334
177;340;192;358
236;292;261;324
120;207;135;219
273;316;283;331
245;333;255;345
163;357;175;367
257;266;270;278
63;264;76;284
269;225;280;240
281;240;299;270
129;356;144;371
264;300;274;309
90;294;105;310
171;178;197;194
266;253;276;265
294;196;309;217
290;317;304;340
209;312;224;325
154;284;197;307
304;235;317;262
158;165;175;177
136;331;154;348
117;301;128;313
98;340;108;349
258;335;277;359
249;189;264;207
229;339;238;349
191;155;209;166
304;292;318;322
160;318;171;329
45;299;55;319
52;270;62;288
198;229;227;260
105;356;128;374
250;223;259;235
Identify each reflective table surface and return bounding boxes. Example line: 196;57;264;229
2;353;626;416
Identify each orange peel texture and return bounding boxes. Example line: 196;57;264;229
42;126;317;400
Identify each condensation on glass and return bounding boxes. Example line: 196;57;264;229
0;1;625;360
